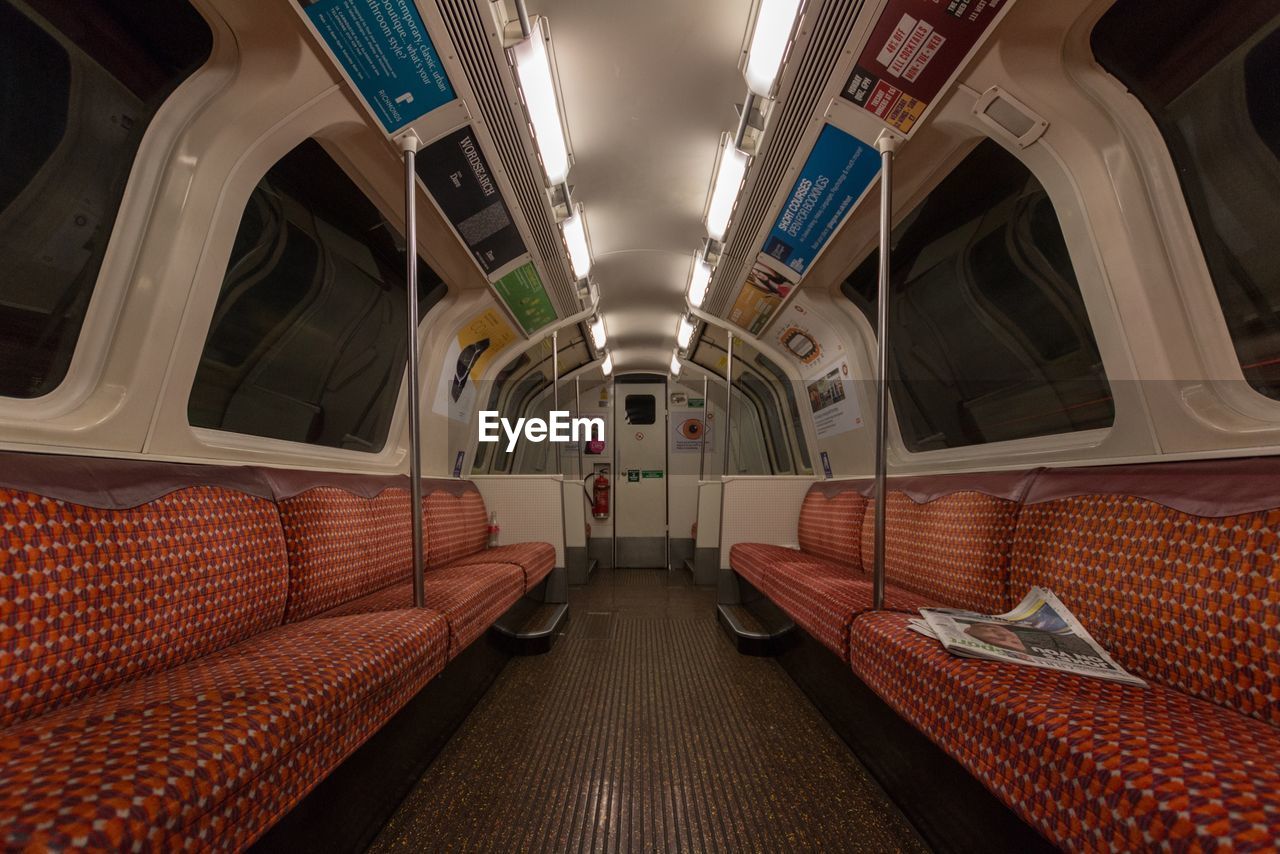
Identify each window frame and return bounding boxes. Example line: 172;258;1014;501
0;0;227;418
1080;0;1280;424
828;121;1150;469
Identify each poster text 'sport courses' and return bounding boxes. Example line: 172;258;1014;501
764;124;880;279
842;0;1010;133
727;124;879;335
299;0;456;133
417;127;527;276
493;262;557;334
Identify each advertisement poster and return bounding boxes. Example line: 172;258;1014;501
772;292;847;376
763;124;880;278
433;307;517;422
727;253;798;335
299;0;455;132
417;127;525;275
807;358;863;439
841;0;1010;133
671;410;714;453
492;261;556;333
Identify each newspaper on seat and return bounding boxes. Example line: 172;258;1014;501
907;587;1146;687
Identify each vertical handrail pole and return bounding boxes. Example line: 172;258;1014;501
872;132;900;612
552;329;560;476
723;333;734;478
698;376;709;481
401;132;426;609
575;375;584;481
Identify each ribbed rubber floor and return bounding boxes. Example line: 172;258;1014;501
368;568;928;853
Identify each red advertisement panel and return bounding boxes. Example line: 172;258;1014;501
841;0;1009;132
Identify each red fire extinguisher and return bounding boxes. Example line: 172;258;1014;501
591;469;610;520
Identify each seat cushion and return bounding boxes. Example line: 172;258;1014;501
448;542;555;590
796;486;867;569
849;610;1280;852
861;490;1018;613
756;563;939;661
276;486;415;622
0;609;449;851
0;485;288;729
321;563;524;658
729;542;832;590
1011;494;1280;726
424;489;489;568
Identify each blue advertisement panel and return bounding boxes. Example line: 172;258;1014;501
763;124;880;278
300;0;456;132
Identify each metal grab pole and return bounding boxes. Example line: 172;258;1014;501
697;376;709;480
723;333;734;478
575;375;584;480
552;330;560;475
401;133;426;609
872;133;900;612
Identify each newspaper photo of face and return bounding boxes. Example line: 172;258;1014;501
963;623;1027;653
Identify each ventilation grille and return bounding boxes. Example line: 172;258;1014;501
435;0;576;314
707;0;865;316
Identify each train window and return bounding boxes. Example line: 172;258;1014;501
624;395;656;425
188;139;447;452
0;0;211;398
842;140;1114;452
1092;1;1280;399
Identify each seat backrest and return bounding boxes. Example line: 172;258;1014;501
425;482;489;568
797;483;867;568
1011;459;1280;726
859;472;1034;613
0;454;288;728
266;471;416;622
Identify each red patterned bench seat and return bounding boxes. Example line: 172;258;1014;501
0;454;551;849
732;460;1280;851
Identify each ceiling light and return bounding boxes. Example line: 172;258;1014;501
677;316;695;350
601;353;613;376
745;0;803;97
688;257;712;308
590;316;607;350
670;352;682;377
512;18;570;185
705;138;749;242
561;206;592;279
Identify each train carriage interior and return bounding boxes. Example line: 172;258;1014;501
2;0;1279;850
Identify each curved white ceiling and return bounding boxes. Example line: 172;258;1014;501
535;0;753;373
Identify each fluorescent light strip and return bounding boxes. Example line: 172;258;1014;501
705;140;749;242
590;316;607;350
561;207;592;279
677;316;695;350
745;0;803;97
601;353;613;375
512;18;571;185
670;352;682;377
687;257;712;308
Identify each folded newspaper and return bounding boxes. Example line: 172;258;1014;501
907;587;1146;687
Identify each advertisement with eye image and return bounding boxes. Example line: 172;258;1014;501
671;409;714;452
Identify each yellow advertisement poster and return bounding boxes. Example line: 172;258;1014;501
727;253;798;335
433;307;517;422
